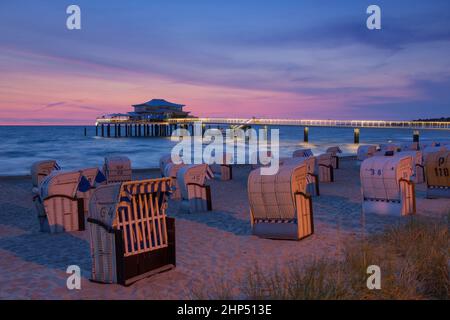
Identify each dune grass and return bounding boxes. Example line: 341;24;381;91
193;215;449;300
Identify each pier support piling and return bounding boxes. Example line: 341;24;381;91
303;127;309;143
354;128;360;144
101;124;105;137
413;130;420;143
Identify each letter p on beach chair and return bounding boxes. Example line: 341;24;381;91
177;164;214;213
87;178;176;286
424;150;450;198
247;163;314;240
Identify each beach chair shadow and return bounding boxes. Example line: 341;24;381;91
0;231;91;274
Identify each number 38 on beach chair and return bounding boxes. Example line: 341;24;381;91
360;155;416;216
87;178;176;286
247;163;314;240
424;150;450;199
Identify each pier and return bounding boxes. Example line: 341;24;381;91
94;117;450;144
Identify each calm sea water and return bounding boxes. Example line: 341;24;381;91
0;125;448;176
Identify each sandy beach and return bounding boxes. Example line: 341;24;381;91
0;157;448;299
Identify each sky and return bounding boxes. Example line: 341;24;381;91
0;0;450;125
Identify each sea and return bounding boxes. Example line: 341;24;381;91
0;125;448;176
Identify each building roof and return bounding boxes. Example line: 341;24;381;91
132;99;185;109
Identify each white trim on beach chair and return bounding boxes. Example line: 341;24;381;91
177;164;214;213
87;178;175;286
248;163;314;240
424;150;450;199
360;155;416;216
103;156;132;183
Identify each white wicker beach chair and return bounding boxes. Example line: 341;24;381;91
396;151;425;184
31;160;61;191
424;150;449;199
248;163;314;240
177;164;214;213
35;170;88;233
87;178;175;286
357;145;378;161
209;153;233;181
317;153;334;182
280;157;319;196
103;156;132;183
292;149;314;158
325;146;342;169
360;155;415;216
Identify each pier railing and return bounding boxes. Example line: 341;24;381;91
164;118;450;130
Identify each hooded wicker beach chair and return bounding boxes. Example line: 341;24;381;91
325;146;342;169
292;149;314;158
177;164;214;213
35;170;91;233
357;145;378;161
209;153;233;181
360;155;415;216
247;163;314;240
87;178;175;286
396;151;425;184
379;143;401;153
31;160;61;193
103;156;132;183
317;153;334;182
280;157;319;196
424;150;450;198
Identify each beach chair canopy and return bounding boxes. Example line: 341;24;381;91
31;160;61;187
360;155;413;201
317;153;333;166
379;143;401;152
425;150;450;188
292;149;314;158
248;163;308;221
39;170;83;200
